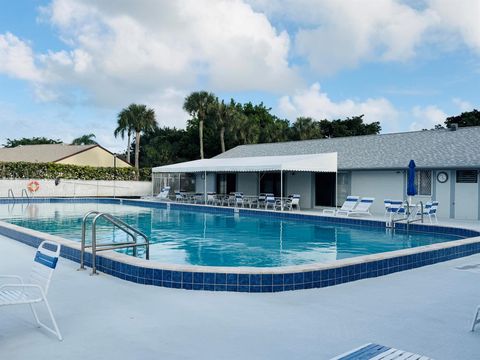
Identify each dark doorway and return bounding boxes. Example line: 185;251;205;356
260;172;284;196
315;173;336;207
216;173;236;194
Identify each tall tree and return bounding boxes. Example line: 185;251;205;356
444;109;480;128
71;133;96;145
292;117;323;140
117;104;157;172
3;137;62;148
114;109;135;164
183;91;216;159
211;98;239;153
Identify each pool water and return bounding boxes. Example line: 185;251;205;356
0;202;464;267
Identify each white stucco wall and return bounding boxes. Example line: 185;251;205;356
286;172;313;209
237;173;258;195
350;170;404;215
0;179;152;198
434;170;451;219
195;173;216;193
455;180;478;220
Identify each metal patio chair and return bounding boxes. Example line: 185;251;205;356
0;240;63;340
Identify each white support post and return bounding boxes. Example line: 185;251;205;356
204;171;207;204
280;169;283;212
335;171;338;208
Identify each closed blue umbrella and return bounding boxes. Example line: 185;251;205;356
407;160;417;204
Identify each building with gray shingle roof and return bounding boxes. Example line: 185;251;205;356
155;127;480;220
0;144;131;167
215;127;480;170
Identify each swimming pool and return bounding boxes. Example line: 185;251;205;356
1;198;479;292
0;199;467;267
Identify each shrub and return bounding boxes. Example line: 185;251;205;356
0;162;151;181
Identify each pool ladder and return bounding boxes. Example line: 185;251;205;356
388;201;424;230
7;188;30;201
79;211;150;275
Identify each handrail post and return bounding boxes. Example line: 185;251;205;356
79;210;101;270
7;188;15;200
420;201;424;223
91;213;102;275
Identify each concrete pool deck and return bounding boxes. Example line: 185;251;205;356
1;235;480;360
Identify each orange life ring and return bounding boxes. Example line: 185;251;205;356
27;180;40;193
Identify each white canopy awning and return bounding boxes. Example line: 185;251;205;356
152;153;337;173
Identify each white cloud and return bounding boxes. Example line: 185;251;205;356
427;0;480;54
410;105;447;130
35;0;299;100
0;0;302;129
249;0;480;74
278;83;400;132
0;33;42;81
452;97;473;112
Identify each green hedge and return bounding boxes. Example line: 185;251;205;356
0;162;151;181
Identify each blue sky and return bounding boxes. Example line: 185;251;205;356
0;0;478;152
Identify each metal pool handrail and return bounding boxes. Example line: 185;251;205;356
7;188;15;200
79;210;150;275
21;189;30;200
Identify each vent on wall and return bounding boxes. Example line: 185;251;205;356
456;170;478;183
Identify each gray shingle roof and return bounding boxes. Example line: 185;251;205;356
0;144;96;163
215;127;480;170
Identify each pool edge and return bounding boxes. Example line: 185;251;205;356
1;197;480;292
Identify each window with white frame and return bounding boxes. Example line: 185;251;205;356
414;170;432;196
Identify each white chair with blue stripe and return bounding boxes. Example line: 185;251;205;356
345;197;375;217
330;196;360;216
156;186;171;200
427;201;439;223
0;240;63;340
386;200;406;222
234;192;245;208
265;193;276;210
331;343;432;359
384;199;392;220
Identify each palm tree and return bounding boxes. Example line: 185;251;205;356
71;134;96;145
292;117;323;140
210;98;232;153
114;109;134;164
116;104;157;172
183;91;216;159
230;112;260;145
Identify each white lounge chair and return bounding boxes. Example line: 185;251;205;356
0;240;63;340
175;191;185;202
384;199;392;219
345;197;375;217
385;200;406;222
427;201;439;223
265;193;275;210
234;193;244;207
206;192;216;205
283;194;301;211
251;193;266;208
331;343;432;360
156;186;171;200
327;196;359;216
414;201;438;223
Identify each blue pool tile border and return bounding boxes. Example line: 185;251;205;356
0;197;480;293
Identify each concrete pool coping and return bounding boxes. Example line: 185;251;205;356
0;197;479;292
